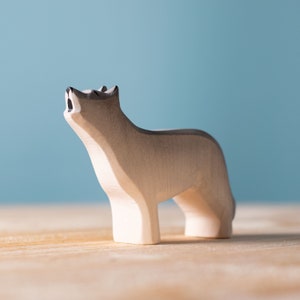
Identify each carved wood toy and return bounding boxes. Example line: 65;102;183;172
64;85;235;245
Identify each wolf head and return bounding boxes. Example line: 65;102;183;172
64;85;119;129
64;85;119;114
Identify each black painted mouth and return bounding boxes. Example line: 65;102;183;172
67;98;73;112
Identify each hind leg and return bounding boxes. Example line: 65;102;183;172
173;187;234;238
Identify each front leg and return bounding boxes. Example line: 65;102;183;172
109;197;160;245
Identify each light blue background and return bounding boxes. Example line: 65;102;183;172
0;0;299;204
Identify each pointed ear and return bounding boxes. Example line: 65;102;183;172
98;86;107;92
104;85;119;98
108;85;119;97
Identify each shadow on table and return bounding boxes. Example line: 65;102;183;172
160;233;300;245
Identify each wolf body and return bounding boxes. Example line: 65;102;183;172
64;86;235;244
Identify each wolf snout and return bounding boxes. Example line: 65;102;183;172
66;86;74;94
65;86;81;113
66;87;74;112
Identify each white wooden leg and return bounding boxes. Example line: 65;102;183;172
110;198;160;245
174;188;233;238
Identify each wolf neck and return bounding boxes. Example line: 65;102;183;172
93;107;139;151
71;107;142;199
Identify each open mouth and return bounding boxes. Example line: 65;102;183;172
67;98;73;112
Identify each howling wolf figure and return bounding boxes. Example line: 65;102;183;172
64;85;235;244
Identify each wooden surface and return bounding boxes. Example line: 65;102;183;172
0;203;299;300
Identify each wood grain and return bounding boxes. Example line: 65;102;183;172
0;203;300;300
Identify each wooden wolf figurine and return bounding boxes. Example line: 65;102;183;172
64;85;235;244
